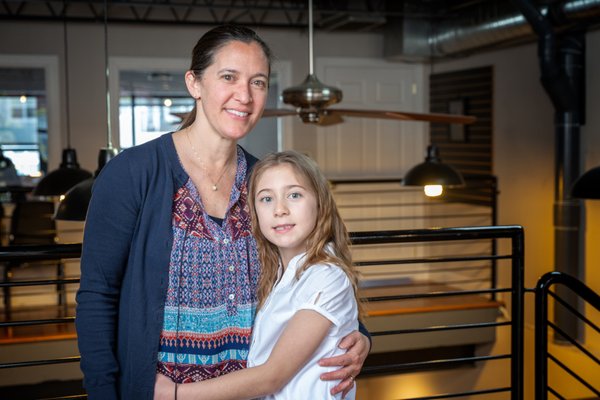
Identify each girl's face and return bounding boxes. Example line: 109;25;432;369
186;40;269;142
253;164;318;267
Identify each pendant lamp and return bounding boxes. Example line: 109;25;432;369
33;3;92;196
0;148;20;187
571;165;600;199
403;145;465;197
55;0;118;221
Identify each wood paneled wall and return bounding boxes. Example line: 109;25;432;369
429;66;493;177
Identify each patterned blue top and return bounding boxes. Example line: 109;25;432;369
157;146;261;383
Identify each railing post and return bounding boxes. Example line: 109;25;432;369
535;273;551;400
491;176;499;300
511;227;525;400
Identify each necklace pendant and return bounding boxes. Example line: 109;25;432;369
212;184;218;191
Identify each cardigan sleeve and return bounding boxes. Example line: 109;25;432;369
75;151;141;400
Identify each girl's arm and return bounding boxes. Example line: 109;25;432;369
154;309;332;400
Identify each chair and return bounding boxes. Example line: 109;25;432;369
2;200;63;319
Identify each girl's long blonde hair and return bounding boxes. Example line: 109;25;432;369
248;151;362;317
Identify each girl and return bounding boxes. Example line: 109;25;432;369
155;150;362;399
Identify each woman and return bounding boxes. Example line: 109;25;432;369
76;24;369;400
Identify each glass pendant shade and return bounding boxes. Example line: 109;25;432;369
33;148;92;196
571;165;600;199
55;148;117;221
403;145;465;188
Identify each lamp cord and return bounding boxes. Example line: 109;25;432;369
62;0;72;148
103;0;113;149
308;0;314;75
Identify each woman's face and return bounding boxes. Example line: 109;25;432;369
187;40;270;142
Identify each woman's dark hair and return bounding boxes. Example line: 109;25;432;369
180;24;273;129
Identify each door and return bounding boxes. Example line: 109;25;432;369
315;58;426;178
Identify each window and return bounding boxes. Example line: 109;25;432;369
0;67;48;178
118;70;193;148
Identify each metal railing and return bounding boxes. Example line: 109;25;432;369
353;225;524;400
0;244;82;366
2;226;597;400
534;271;600;400
332;175;500;297
0;226;523;399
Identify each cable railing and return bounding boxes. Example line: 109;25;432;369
534;271;600;400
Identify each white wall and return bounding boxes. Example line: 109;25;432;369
0;21;383;170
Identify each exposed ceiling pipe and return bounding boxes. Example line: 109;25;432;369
385;0;600;60
434;0;600;56
435;0;600;56
510;0;585;342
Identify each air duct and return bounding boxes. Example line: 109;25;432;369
384;0;600;60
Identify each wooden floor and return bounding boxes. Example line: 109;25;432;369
0;304;76;345
0;282;502;345
360;281;504;317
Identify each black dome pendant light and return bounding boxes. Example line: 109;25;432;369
572;165;600;199
34;2;92;196
403;145;465;197
55;0;118;221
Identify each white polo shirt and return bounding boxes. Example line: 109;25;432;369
247;252;358;399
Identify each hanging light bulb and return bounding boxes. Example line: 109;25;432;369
424;185;444;197
34;2;92;196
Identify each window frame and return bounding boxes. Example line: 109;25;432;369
0;54;61;174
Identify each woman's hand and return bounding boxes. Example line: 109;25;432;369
318;330;370;396
154;373;177;400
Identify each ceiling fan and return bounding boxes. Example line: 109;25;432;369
262;0;476;126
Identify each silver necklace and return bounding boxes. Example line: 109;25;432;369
186;130;234;191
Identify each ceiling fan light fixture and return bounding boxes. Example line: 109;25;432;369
403;145;465;190
282;74;343;110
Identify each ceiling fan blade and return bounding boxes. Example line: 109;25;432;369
262;108;299;117
318;112;345;126
329;108;476;125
